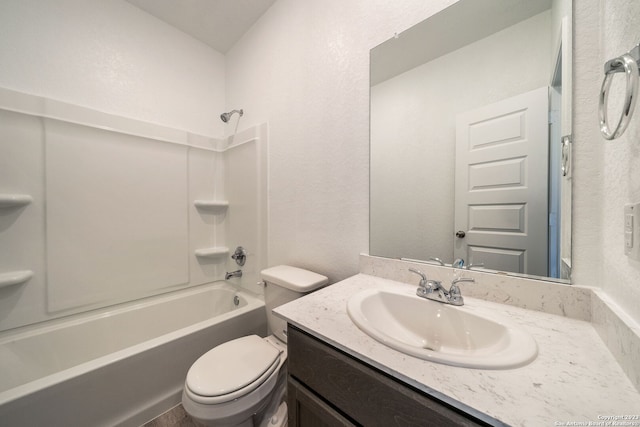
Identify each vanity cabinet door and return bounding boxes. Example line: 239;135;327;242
288;376;355;427
287;325;487;427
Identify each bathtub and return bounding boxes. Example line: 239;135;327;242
0;282;266;426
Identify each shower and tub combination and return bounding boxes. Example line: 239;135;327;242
0;87;268;426
0;283;265;426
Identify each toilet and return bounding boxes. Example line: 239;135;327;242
182;265;328;427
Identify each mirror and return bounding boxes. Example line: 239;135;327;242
370;0;572;282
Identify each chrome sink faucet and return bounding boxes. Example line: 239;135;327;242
408;269;475;306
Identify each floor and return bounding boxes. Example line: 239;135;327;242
143;404;198;427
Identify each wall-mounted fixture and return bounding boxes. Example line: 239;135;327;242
231;246;247;266
599;43;639;140
370;0;574;282
561;135;571;176
225;269;242;280
220;109;243;123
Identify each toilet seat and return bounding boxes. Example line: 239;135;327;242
185;335;282;405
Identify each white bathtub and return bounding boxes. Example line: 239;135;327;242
0;282;266;426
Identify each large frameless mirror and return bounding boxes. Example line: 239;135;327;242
370;0;573;282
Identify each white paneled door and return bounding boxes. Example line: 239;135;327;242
454;87;549;276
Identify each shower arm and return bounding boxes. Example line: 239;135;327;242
220;109;244;123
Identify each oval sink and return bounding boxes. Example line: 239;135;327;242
346;288;537;369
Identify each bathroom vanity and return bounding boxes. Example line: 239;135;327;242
275;270;640;426
287;325;485;426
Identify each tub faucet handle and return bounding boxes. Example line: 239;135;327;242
231;246;247;266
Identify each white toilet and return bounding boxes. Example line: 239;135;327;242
182;265;328;427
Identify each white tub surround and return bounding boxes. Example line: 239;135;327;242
275;273;640;425
0;282;266;427
0;83;269;426
0;87;269;331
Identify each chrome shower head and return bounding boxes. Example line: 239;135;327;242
220;109;243;123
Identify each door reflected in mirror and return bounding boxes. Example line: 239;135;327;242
370;0;572;282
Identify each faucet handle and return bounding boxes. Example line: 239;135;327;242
408;268;427;287
449;277;474;306
410;269;438;298
452;277;475;285
448;283;464;305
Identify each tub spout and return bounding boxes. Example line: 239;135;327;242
225;270;242;280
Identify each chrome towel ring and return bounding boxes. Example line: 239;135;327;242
599;44;640;140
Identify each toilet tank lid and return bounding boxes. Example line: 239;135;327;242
261;265;328;292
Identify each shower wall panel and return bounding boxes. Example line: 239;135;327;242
0;109;47;331
0;88;230;332
189;148;226;285
45;120;189;312
223;124;269;292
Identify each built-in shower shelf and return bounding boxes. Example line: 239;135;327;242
194;200;229;210
194;247;229;258
0;194;33;208
0;270;34;289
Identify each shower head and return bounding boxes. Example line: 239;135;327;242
220;109;244;123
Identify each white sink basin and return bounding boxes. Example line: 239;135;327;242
346;288;537;369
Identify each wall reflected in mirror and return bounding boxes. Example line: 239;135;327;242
370;0;572;282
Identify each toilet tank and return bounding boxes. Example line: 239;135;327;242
261;265;328;343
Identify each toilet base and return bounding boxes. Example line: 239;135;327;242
183;385;286;427
258;401;287;427
182;347;287;426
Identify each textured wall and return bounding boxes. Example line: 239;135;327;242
572;0;603;291
570;0;640;325
0;0;225;136
228;0;640;324
598;0;640;323
226;0;456;282
2;0;636;323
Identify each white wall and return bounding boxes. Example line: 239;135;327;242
0;0;225;137
570;0;640;325
3;0;637;324
573;0;640;322
370;11;551;262
226;0;457;282
227;0;640;325
0;0;231;330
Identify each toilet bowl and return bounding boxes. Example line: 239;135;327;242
182;266;328;426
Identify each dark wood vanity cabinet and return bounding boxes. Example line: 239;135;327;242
287;325;489;427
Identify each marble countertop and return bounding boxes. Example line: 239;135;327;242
274;274;640;426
